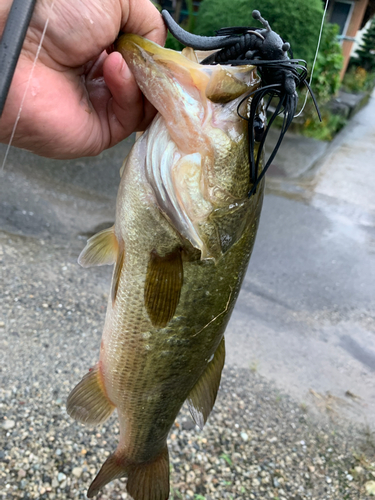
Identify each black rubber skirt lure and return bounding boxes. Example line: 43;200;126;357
162;9;321;197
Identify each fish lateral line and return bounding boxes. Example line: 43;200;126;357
192;286;233;338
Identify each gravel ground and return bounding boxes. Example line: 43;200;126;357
1;231;375;500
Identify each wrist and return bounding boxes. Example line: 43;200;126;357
0;72;22;145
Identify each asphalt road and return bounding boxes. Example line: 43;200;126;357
0;92;375;499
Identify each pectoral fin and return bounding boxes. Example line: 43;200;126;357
187;337;225;429
66;364;115;425
144;248;183;328
78;226;118;268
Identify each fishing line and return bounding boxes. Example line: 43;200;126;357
294;0;328;118
1;0;56;171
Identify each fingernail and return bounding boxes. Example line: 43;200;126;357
113;52;131;81
121;60;132;81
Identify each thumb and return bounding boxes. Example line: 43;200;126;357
103;51;157;144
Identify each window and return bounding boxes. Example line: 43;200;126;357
330;1;354;36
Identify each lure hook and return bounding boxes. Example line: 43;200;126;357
162;9;321;197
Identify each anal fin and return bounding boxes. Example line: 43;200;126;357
187;337;225;429
144;248;183;328
78;226;118;268
66;364;115;425
87;445;169;500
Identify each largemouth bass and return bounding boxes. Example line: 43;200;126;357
67;35;265;500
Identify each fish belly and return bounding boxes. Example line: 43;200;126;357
99;130;264;463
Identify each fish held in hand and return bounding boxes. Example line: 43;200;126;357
67;35;265;500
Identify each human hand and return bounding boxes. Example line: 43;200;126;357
0;0;166;158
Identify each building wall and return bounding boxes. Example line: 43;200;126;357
339;0;370;77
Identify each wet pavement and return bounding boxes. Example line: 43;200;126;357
0;90;375;499
1;92;374;427
253;90;375;424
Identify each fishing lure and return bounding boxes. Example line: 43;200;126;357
161;9;321;197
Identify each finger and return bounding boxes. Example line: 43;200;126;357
123;0;167;46
103;51;157;144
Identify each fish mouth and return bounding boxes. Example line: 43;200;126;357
114;34;211;109
114;34;258;112
115;34;202;75
114;35;260;261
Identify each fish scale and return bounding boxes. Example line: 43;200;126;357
67;35;265;500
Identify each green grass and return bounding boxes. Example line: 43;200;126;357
220;453;233;466
170;487;183;499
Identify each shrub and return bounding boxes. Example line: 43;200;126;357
302;109;347;141
341;66;375;93
192;0;345;141
310;22;343;104
352;18;375;72
344;18;375;94
294;23;344;141
164;0;195;50
194;0;324;66
165;31;184;51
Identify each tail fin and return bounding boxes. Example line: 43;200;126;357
87;445;170;500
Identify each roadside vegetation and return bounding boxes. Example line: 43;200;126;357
163;0;375;141
194;0;324;66
293;23;345;142
342;17;375;94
